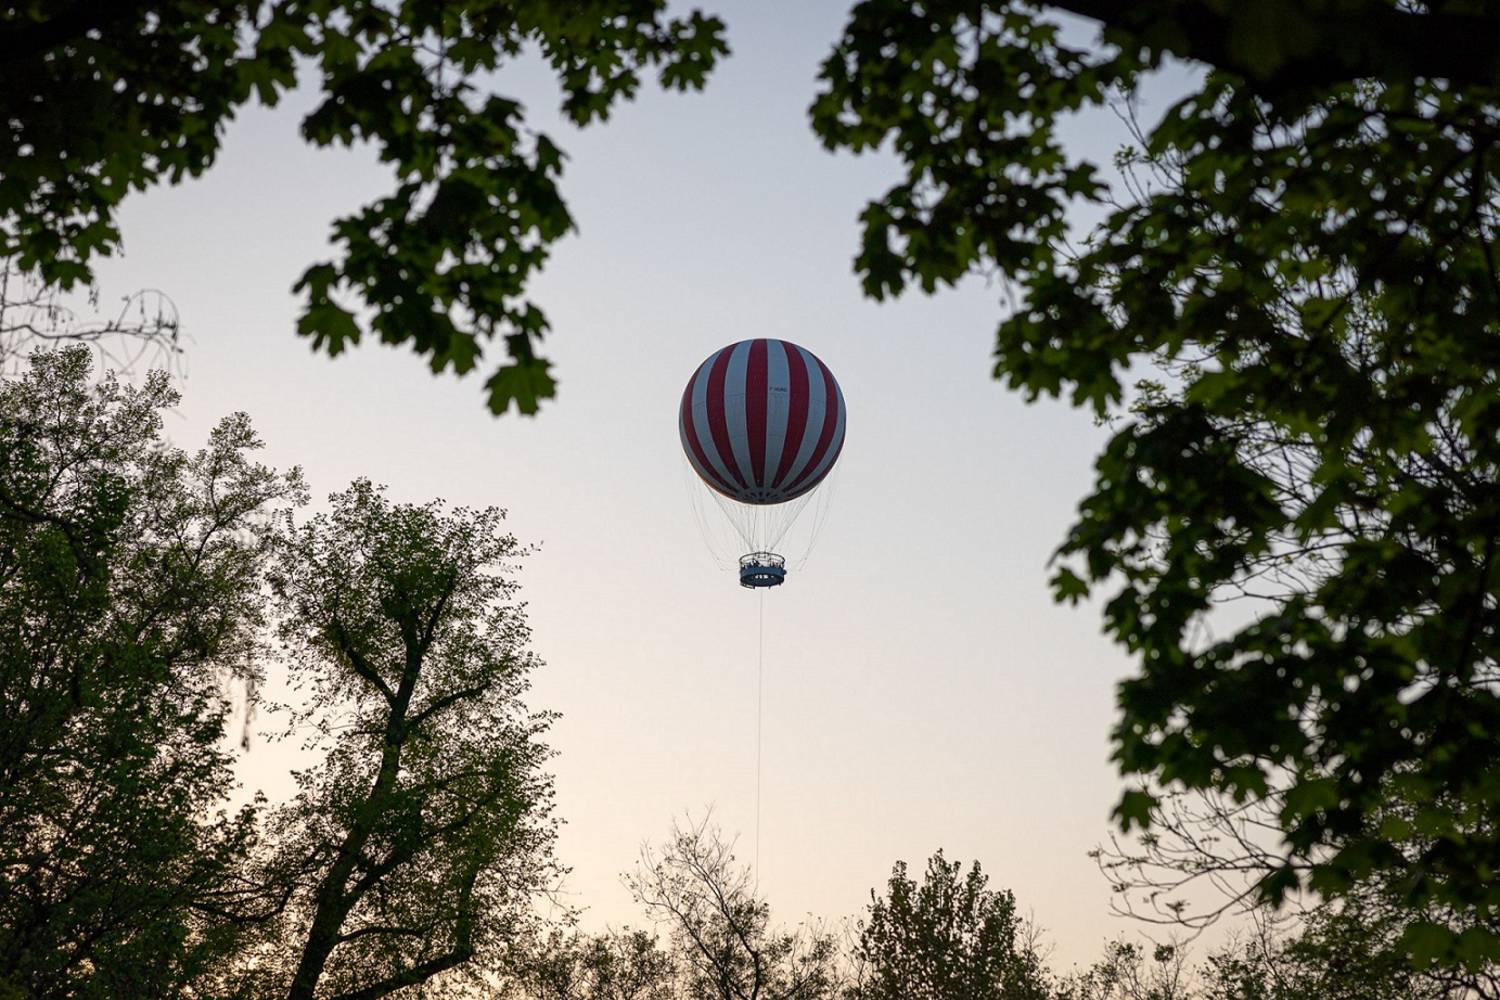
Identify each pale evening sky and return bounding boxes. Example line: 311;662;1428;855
81;1;1204;968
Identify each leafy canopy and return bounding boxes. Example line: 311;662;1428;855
244;480;559;999
0;1;726;414
0;348;302;998
812;0;1500;967
848;851;1051;1000
512;929;678;1000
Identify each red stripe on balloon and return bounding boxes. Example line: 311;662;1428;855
771;344;809;489
745;339;768;489
785;354;840;494
798;424;844;493
681;363;736;496
704;347;746;489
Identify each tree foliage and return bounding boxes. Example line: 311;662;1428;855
0;1;726;414
1096;787;1500;998
233;481;559;999
0;355;564;998
626;815;841;1000
1056;940;1192;1000
510;928;678;1000
1054;913;1474;1000
812;0;1500;964
846;851;1051;1000
1035;3;1500;96
0;348;301;998
1200;906;1476;1000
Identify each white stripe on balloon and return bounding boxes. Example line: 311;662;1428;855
792;372;845;493
723;340;756;490
779;344;826;490
690;357;739;491
763;339;791;494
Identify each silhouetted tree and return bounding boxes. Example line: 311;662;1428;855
0;1;725;414
812;0;1500;966
227;482;559;999
1057;941;1192;1000
626;815;841;1000
845;851;1051;1000
1118;793;1498;1000
1057;919;1470;1000
1200;908;1471;1000
981;4;1500;97
0;347;302;998
511;928;677;1000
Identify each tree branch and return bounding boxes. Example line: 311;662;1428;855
1048;1;1500;93
406;681;490;731
327;869;478;1000
335;923;428;945
328;616;395;704
416;577;456;656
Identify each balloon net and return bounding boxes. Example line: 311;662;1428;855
682;461;840;576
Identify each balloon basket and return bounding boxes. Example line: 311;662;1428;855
738;552;786;589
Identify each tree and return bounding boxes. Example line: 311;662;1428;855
511;928;677;1000
1055;916;1470;1000
0;1;726;414
1200;908;1475;1000
1004;4;1500;97
1056;941;1192;1000
0;347;302;998
236;481;558;1000
626;815;841;1000
845;851;1051;1000
811;0;1500;965
1098;788;1499;999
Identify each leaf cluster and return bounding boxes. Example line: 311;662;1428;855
0;1;728;413
0;347;303;998
241;480;560;999
812;0;1500;965
846;850;1051;1000
509;928;678;1000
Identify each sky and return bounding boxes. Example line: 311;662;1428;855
82;0;1205;969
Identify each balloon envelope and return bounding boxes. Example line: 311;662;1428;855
678;339;847;506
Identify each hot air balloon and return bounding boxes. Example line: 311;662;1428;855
679;338;847;587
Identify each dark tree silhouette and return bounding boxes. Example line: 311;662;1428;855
626;815;841;1000
846;851;1051;1000
239;482;559;1000
0;348;302;998
1;1;726;413
812;0;1500;966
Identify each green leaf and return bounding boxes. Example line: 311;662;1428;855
1052;566;1090;604
297;303;361;355
1114;789;1158;831
484;359;557;417
1402;922;1456;966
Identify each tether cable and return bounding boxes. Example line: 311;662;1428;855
755;588;764;884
